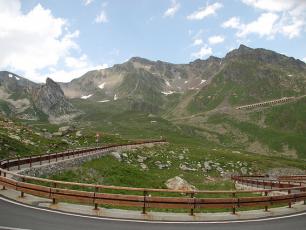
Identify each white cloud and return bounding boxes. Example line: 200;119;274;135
222;17;241;29
238;0;306;39
302;57;306;63
83;0;94;6
187;2;222;20
192;39;203;46
65;54;89;69
42;64;108;83
241;0;295;12
95;10;108;23
208;35;225;45
191;45;212;59
0;0;80;78
164;0;180;18
0;0;106;83
237;13;279;38
27;63;108;83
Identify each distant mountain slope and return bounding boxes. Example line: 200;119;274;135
1;45;306;159
0;71;79;123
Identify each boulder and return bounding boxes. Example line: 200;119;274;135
180;163;196;171
140;163;148;170
137;155;147;163
203;161;212;171
110;151;121;161
75;130;82;137
58;126;74;134
240;167;248;175
165;176;196;191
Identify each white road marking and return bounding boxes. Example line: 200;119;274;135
0;197;305;225
0;226;32;230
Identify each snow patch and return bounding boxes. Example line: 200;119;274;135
98;100;110;103
8;74;13;78
15;76;20;80
200;79;207;84
288;74;293;77
81;94;93;99
150;121;157;123
114;94;118;101
98;82;106;89
161;91;174;95
184;81;188;84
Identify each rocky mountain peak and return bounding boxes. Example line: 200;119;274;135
45;77;64;95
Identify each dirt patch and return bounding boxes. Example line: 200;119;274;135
246;141;270;155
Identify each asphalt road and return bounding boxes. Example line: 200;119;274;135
0;198;305;230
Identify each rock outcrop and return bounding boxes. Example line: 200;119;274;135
165;176;196;191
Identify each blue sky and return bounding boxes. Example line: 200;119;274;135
0;0;305;82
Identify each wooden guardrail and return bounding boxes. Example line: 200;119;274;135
0;140;305;215
0;171;305;215
0;139;167;170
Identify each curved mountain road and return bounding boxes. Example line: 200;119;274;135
0;197;305;230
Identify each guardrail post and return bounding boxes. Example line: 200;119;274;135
232;192;236;214
21;177;25;198
263;180;265;189
1;171;6;190
48;153;51;164
18;157;20;170
142;190;148;214
190;192;195;216
288;189;292;208
94;186;99;210
39;155;42;165
7;159;9;171
55;153;58;162
264;191;268;211
52;182;57;204
29;156;32;168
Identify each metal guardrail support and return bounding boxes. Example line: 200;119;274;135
288;189;292;208
142;190;148;214
52;182;57;204
264;191;268;211
94;186;99;210
17;157;21;170
29;156;32;168
0;171;6;190
21;177;25;198
232;192;236;214
190;192;195;216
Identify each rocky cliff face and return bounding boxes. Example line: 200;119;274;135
0;72;78;122
32;78;76;118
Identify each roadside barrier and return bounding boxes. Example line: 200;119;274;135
0;140;305;215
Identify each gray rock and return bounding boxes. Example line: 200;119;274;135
140;163;148;170
53;132;63;136
75;130;82;137
110;151;122;161
241;167;248;175
179;164;196;171
165;176;196;191
203;161;212;171
137;155;147;163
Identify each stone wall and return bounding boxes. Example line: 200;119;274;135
16;142;164;178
